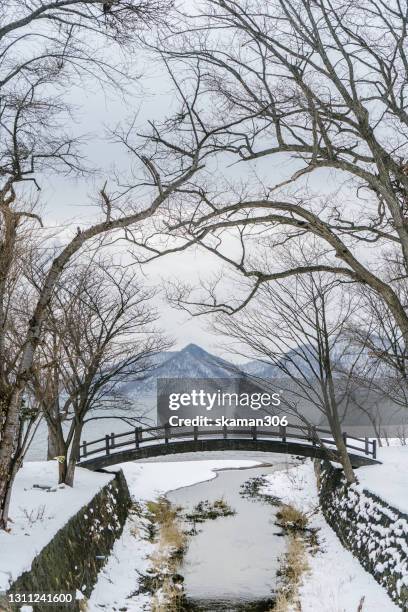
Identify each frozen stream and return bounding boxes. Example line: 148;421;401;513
167;461;292;611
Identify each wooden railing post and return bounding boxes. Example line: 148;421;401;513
82;441;87;458
223;424;227;439
364;436;369;455
135;428;139;449
164;423;170;444
252;425;257;441
194;426;198;441
280;425;286;443
105;434;110;455
312;426;317;447
110;432;115;449
372;439;377;459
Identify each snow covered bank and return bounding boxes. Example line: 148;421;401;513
88;458;262;611
0;462;112;592
357;446;408;514
261;461;401;611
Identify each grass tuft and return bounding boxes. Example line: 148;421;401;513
276;504;308;530
142;497;187;610
185;498;236;523
271;503;311;611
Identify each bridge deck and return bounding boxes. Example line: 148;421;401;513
78;424;379;470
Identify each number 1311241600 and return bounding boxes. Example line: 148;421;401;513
7;592;74;605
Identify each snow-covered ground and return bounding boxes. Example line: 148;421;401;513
89;449;407;611
3;447;406;610
87;458;262;611
0;462;112;591
86;510;155;612
116;457;262;501
357;446;408;514
261;461;401;612
88;450;407;611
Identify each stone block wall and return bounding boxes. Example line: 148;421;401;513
317;460;408;609
3;469;131;612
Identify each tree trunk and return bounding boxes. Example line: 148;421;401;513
321;338;357;485
0;439;23;530
0;458;21;527
338;441;356;484
64;424;83;487
44;415;68;482
0;470;16;530
47;424;59;461
0;387;24;528
58;452;68;485
332;426;356;484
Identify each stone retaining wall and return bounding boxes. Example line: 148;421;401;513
3;469;131;612
317;460;408;609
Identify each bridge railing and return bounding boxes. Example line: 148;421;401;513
79;423;377;461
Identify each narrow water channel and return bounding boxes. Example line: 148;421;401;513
167;460;293;612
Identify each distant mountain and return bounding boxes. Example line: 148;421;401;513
241;359;279;378
120;342;405;429
126;343;245;396
124;340;379;399
148;350;179;367
243;340;373;380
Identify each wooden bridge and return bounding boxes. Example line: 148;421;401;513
78;423;378;470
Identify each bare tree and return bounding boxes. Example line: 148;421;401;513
339;271;408;443
0;113;204;530
31;260;169;486
0;0;172;93
212;261;365;483
129;0;408;347
0;396;43;530
348;279;408;410
0;0;203;529
0;214;48;526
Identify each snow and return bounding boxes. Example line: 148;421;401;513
87;512;154;611
90;454;404;611
357;446;408;514
114;457;263;500
0;462;112;591
88;458;261;611
4;449;404;611
261;461;401;612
